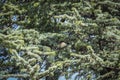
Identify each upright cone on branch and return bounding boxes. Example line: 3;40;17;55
58;42;67;49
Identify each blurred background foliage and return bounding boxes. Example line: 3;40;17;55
0;0;120;80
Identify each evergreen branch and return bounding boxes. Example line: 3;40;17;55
0;12;14;16
87;46;104;65
0;74;29;78
97;71;115;80
98;1;120;8
54;14;76;20
37;59;93;78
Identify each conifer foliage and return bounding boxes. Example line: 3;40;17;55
0;0;120;80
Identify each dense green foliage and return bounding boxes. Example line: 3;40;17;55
0;0;120;80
